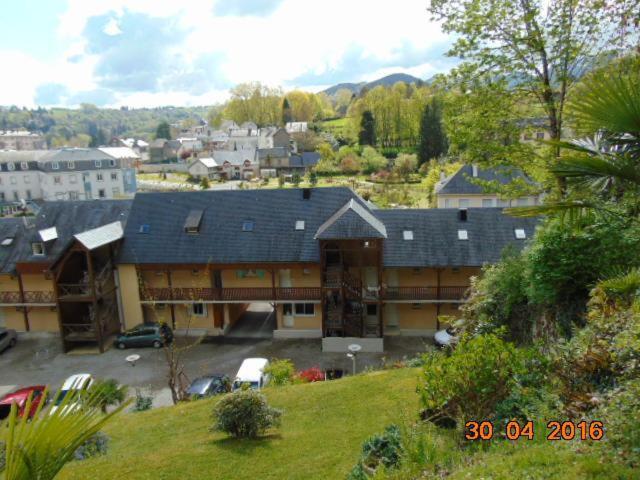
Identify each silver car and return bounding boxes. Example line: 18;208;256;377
0;327;17;353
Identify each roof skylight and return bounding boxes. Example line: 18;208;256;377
514;228;526;239
457;229;468;240
139;224;150;234
242;220;255;232
295;220;305;231
403;230;414;240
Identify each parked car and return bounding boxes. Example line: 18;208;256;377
0;327;17;353
232;358;270;391
0;385;47;420
186;374;231;399
434;326;459;348
114;323;173;349
50;373;94;415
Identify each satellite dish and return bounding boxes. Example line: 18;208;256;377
348;344;362;354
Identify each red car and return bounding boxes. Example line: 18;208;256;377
0;386;47;420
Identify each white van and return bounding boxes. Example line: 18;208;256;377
232;358;270;391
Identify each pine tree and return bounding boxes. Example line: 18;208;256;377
282;98;292;125
418;98;448;166
155;121;171;140
359;110;376;146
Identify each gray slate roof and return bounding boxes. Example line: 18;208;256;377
257;147;289;160
118;188;371;265
436;164;534;195
0;200;131;272
315;199;387;240
289;152;320;168
376;208;538;267
118;187;537;267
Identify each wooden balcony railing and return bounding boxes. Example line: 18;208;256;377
0;291;56;304
139;287;322;302
381;286;468;301
57;283;92;298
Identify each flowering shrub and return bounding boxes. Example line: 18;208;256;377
298;366;324;383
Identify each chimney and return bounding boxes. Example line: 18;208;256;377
458;208;468;221
439;171;446;181
302;188;311;200
472;164;479;177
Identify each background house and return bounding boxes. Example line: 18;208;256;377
435;164;541;208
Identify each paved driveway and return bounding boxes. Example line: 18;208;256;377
0;333;433;407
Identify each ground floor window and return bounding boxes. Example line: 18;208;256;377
283;303;315;316
294;303;315;316
191;303;207;317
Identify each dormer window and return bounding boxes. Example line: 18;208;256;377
32;242;45;256
403;230;414;240
68;161;75;169
51;161;59;170
242;220;254;232
295;220;305;231
95;160;102;168
457;229;468;240
20;162;28;170
7;162;15;171
514;228;526;239
184;209;203;234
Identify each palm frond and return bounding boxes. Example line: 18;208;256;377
505;200;622;225
569;70;640;136
552;155;640;187
1;386;130;480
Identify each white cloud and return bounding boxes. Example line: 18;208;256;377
5;0;453;107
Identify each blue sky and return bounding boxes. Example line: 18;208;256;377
0;0;454;108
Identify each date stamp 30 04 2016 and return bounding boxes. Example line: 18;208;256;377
464;420;604;441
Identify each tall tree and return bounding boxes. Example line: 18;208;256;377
428;0;638;171
359;110;376;146
418;97;448;165
155;120;171;140
282;97;292;124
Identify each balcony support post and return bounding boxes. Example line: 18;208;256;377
167;270;176;329
16;274;29;331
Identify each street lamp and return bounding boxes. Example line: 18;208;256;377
347;343;362;375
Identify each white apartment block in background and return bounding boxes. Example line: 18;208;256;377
435;164;541;208
0;148;138;202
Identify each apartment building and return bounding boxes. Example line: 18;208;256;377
0;148;137;202
0;187;537;353
435;164;541;208
0;130;47;150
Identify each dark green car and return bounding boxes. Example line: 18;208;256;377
114;323;173;349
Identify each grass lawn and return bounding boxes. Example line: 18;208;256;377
138;172;191;184
60;368;422;480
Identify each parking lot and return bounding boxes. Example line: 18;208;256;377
0;333;433;407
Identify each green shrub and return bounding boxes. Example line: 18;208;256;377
200;177;210;189
419;333;523;428
212;389;282;438
595;378;640;467
348;425;403;479
263;359;295;386
73;432;109;461
132;389;153;412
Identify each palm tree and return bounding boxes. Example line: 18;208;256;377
1;387;129;480
508;61;640;221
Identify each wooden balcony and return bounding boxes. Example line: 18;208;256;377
381;286;468;302
139;287;322;303
57;283;92;300
0;290;56;305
